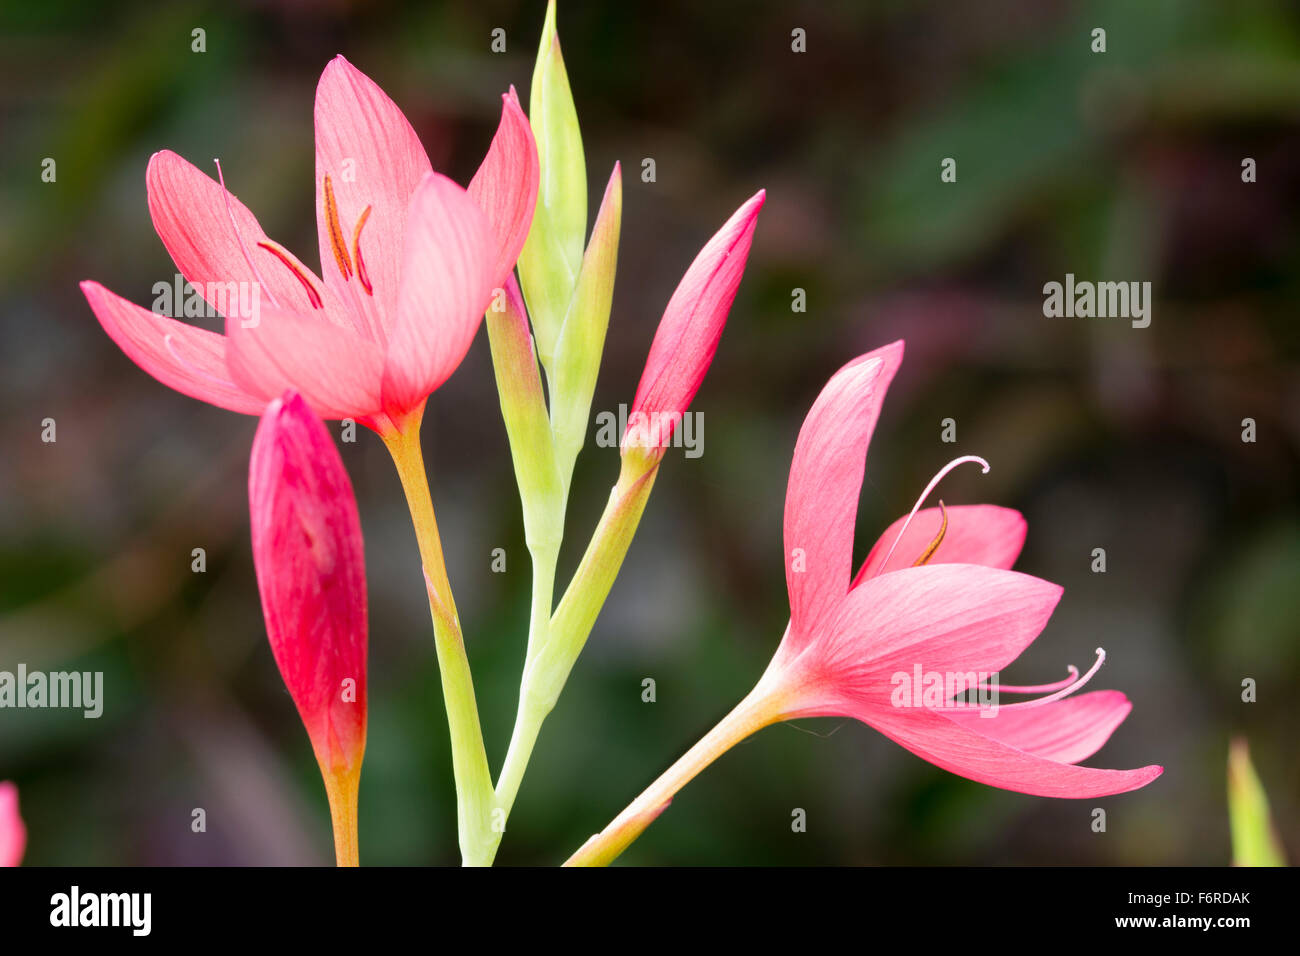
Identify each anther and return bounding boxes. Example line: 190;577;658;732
323;174;353;279
255;240;323;310
350;205;373;296
911;501;949;567
877;455;990;574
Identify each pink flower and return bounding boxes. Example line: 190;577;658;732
81;56;538;435
0;781;25;867
754;341;1163;798
622;190;765;459
249;391;367;781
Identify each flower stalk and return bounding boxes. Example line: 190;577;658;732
381;410;496;866
322;769;361;867
564;688;782;866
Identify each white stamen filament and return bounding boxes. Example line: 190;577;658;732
979;665;1079;694
213;158;282;312
877;454;990;573
993;648;1107;712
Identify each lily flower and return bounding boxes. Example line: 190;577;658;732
80;55;539;437
754;340;1162;797
249;391;368;865
568;341;1161;865
0;781;24;866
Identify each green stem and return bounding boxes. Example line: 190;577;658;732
484;454;659;863
564;687;780;866
529;453;659;713
381;413;496;867
523;537;559;668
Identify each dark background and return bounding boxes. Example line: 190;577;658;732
1;0;1296;865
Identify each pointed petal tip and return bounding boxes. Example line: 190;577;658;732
318;54;363;91
1117;764;1164;792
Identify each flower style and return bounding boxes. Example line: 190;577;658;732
249;391;368;865
568;341;1161;865
80;55;538;436
0;782;25;867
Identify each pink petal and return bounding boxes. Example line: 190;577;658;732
147;150;337;321
853;504;1027;584
782;342;903;648
314;55;433;339
80;280;265;414
624;191;765;453
225;306;386;420
945;690;1134;764
774;563;1062;700
467;87;540;289
863;705;1162;798
0;781;25;867
249;392;367;775
380;172;496;419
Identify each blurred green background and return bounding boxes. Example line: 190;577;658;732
1;0;1297;865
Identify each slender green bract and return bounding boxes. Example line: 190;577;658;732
1228;738;1286;867
517;0;587;371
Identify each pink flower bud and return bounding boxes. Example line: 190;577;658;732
249;392;368;778
0;782;25;867
623;190;765;459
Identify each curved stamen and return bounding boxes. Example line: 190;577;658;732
990;648;1107;712
323;174;353;280
350;205;374;296
213;159;282;311
876;455;991;573
979;665;1079;694
163;333;241;390
255;240;323;310
911;500;948;566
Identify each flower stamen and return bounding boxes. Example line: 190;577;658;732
255;240;323;309
979;665;1079;695
323;174;353;280
350;205;374;296
213;159;282;311
992;648;1107;712
911;500;948;566
877;455;990;574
